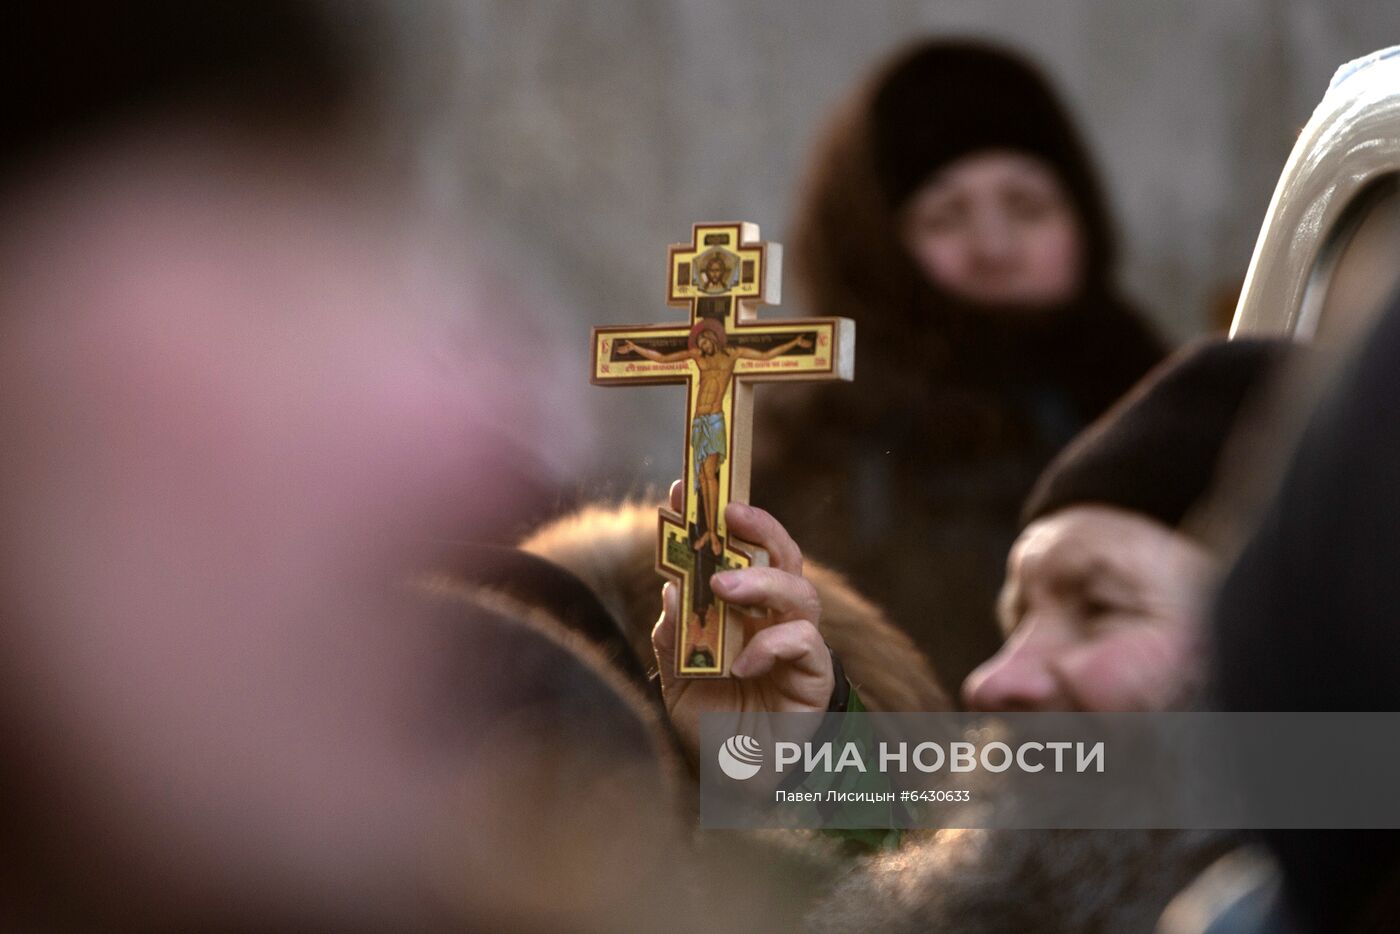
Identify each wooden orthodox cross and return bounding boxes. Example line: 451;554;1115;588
592;222;854;677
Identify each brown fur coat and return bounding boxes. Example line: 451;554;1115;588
519;498;950;714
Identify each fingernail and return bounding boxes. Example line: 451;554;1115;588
730;657;749;677
711;571;736;589
728;502;751;518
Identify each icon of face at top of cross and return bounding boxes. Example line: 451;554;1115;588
591;222;854;677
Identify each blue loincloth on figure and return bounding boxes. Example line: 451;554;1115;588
690;412;727;486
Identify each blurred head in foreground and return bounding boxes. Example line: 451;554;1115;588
0;3;686;931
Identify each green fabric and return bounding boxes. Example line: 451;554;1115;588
800;687;904;855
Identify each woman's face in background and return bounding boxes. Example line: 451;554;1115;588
900;150;1083;309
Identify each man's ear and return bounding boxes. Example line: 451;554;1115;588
994;580;1022;638
995;528;1033;637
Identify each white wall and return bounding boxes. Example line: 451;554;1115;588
396;0;1400;489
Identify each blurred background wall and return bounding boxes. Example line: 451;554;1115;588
388;0;1399;499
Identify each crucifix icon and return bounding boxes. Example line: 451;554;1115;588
592;221;854;677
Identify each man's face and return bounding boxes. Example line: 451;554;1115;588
961;506;1214;712
704;259;725;285
697;332;717;355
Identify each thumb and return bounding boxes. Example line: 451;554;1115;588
651;581;679;695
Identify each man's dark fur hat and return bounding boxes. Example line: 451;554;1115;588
1022;336;1294;529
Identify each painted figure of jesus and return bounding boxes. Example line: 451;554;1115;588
620;320;812;557
696;249;737;293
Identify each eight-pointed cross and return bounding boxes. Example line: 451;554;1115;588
591;222;854;677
